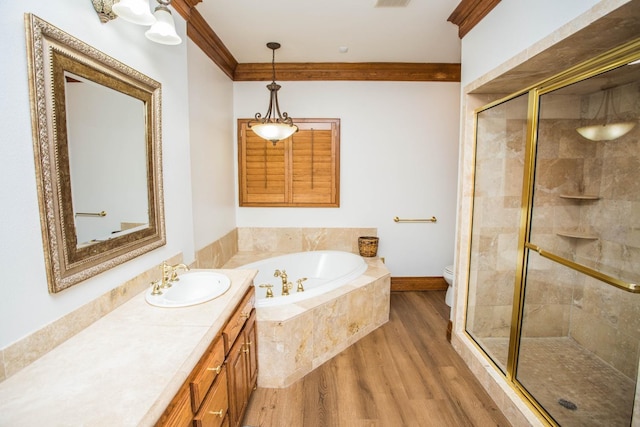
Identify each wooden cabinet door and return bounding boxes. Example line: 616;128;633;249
226;329;249;427
245;311;258;392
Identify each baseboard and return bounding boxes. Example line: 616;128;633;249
391;276;448;291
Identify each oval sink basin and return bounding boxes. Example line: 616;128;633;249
145;271;231;308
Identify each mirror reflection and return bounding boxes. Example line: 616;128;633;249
64;72;149;246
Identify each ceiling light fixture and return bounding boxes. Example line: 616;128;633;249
576;86;636;141
249;42;298;145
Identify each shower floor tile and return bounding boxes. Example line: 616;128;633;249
481;336;635;427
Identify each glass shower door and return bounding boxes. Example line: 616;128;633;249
466;93;529;373
517;59;640;426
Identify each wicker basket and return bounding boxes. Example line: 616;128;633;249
358;236;379;257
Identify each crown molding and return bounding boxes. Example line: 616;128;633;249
172;0;461;82
234;62;460;82
448;0;501;38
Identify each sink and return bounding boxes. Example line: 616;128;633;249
145;271;231;308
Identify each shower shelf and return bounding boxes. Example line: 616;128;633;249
559;194;600;200
556;230;599;240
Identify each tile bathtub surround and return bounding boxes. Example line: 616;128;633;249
0;269;256;426
223;253;390;388
195;228;238;269
0;253;184;383
237;227;377;253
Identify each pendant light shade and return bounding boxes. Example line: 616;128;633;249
112;0;156;25
251;121;299;143
145;1;182;45
249;43;298;145
576;122;636;141
577;86;636;141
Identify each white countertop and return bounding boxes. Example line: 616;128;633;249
0;269;256;427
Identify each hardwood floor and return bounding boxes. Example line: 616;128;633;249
242;291;511;427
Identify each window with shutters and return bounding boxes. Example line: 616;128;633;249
238;118;340;207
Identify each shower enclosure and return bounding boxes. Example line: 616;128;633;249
466;40;640;426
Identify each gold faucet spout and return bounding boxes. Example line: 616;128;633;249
274;269;291;295
170;263;189;281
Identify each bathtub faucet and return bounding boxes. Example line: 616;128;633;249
296;277;307;292
274;269;292;296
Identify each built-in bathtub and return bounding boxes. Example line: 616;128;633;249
240;250;369;307
226;250;391;388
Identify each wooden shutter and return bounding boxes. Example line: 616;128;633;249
238;118;340;207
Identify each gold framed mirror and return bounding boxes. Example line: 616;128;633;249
25;14;166;293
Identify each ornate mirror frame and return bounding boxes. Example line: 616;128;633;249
25;14;166;293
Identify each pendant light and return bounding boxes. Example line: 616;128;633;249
145;0;182;45
576;86;636;141
249;42;298;145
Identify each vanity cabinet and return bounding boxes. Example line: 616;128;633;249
156;287;256;427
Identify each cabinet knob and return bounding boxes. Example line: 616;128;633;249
209;409;224;417
207;365;222;374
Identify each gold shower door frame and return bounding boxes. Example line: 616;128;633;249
465;38;640;426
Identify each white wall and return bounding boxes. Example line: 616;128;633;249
188;42;237;250
0;1;193;349
461;0;622;86
234;81;461;276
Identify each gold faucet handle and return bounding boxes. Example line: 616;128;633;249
259;283;274;298
150;280;163;295
296;277;307;292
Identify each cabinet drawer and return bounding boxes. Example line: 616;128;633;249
193;368;229;427
190;336;225;412
223;287;255;354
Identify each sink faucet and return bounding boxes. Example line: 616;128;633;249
274;269;292;296
160;262;189;288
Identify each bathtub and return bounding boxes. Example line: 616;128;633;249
231;249;390;388
238;250;368;307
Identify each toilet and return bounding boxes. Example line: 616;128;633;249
444;265;454;307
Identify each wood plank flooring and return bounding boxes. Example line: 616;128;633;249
242;291;511;427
